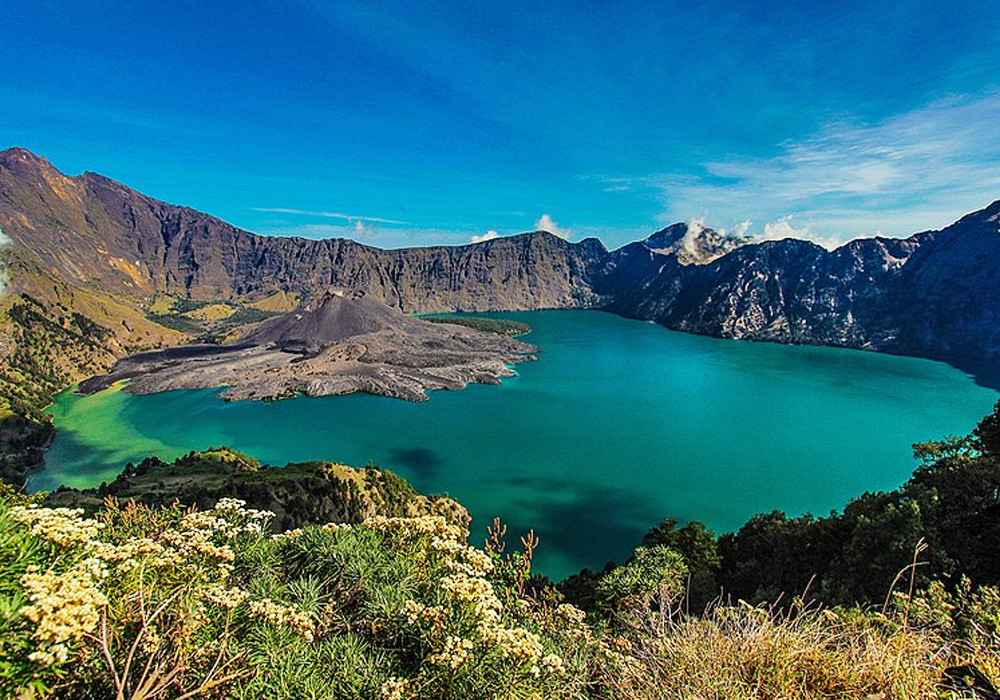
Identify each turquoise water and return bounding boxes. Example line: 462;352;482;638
33;310;999;580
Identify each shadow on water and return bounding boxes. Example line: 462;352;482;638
27;428;132;492
385;446;444;487
502;474;658;575
948;358;1000;393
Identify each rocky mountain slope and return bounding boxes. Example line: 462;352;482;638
3;144;1000;403
0;147;609;312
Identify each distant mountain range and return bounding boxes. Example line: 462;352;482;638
3;145;1000;385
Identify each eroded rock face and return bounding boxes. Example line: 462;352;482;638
80;290;537;402
0;148;611;312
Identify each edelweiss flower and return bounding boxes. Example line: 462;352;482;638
249;598;315;641
427;635;474;669
10;505;104;548
20;558;109;664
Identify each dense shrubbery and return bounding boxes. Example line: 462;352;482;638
0;488;599;699
4;479;999;699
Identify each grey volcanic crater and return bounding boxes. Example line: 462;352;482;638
80;290;536;402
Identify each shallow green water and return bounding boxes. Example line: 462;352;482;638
33;310;999;579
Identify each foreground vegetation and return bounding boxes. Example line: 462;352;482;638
4;485;999;699
3;404;1000;699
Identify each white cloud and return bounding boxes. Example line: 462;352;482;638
252;207;409;226
761;217;806;241
685;216;706;237
653;92;1000;245
0;226;10;299
353;220;376;236
729;220;752;238
470;230;499;243
534;213;572;240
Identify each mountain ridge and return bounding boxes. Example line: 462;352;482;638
3;145;1000;383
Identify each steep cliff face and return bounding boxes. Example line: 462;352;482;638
606;233;932;350
0;148;610;313
877;202;1000;367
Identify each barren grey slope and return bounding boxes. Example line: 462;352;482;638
81;290;536;402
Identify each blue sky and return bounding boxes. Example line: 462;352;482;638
3;0;1000;249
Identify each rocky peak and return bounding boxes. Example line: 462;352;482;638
0;146;60;181
643;221;749;265
0;146;45;167
244;288;409;353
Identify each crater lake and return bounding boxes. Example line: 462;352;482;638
31;310;999;580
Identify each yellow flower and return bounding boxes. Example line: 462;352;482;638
20;557;109;665
248;598;315;642
379;677;411;700
10;505;104;548
427;635;474;669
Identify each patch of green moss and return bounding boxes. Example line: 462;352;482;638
423;316;531;336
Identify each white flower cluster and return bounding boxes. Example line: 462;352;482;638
92;537;182;571
181;498;274;538
364;515;464;541
484;625;543;661
555;603;587;626
378;677;412;700
433;537;495;578
201;583;251;609
374;515;569;680
541;653;566;675
213;497;273;522
10;505;104;548
401;600;448;630
427;634;475;669
20;557;109;665
248;598;315;642
270;528;306;542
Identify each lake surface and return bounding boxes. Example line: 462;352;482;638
33;310;999;580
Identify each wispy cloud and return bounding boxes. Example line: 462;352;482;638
252;207;409;226
534;213;572;240
470;230;499;243
0;226;10;299
255;222;482;250
652;92;1000;246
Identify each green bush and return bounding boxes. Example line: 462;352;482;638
0;490;596;699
